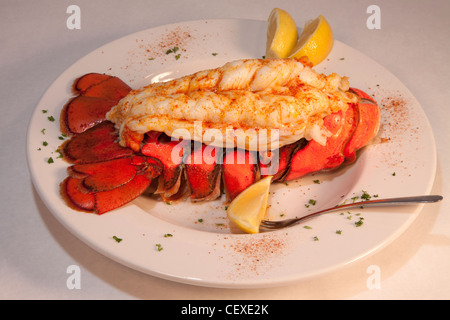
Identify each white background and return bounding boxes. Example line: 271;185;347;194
1;0;449;299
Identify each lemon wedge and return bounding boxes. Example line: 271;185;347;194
288;15;333;65
265;8;298;58
227;176;273;234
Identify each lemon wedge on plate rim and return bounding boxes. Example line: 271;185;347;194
288;14;334;66
265;8;298;58
227;176;273;234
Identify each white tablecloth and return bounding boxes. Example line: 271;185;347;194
1;0;449;299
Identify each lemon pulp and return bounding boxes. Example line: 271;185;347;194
265;8;298;59
227;176;273;234
288;15;334;65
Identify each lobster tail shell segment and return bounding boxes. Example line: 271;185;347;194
73;73;113;93
93;174;154;215
61;96;119;135
184;144;222;202
222;149;260;201
344;88;381;163
73;73;132;101
67;156;145;192
259;140;306;181
61;73;131;136
61;155;162;214
61;177;96;212
141;133;188;199
61;121;134;164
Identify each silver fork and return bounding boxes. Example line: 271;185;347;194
259;195;443;231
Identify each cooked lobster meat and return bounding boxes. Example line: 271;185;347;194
59;58;380;215
106;58;357;152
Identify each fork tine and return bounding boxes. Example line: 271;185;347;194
259;220;276;229
259;224;277;230
260;220;280;227
259;219;296;230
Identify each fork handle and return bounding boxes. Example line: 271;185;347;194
312;195;443;216
260;195;443;230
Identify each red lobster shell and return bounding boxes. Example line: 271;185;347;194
59;72;380;214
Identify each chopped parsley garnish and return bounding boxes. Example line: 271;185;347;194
355;217;364;227
313;236;319;241
165;47;182;60
212;53;218;56
42;141;48;146
47;157;54;164
164;233;173;237
42;109;48;113
47;116;55;122
55;149;63;158
155;243;163;251
166;47;179;54
112;235;122;243
58;133;68;140
361;190;371;201
336;230;342;235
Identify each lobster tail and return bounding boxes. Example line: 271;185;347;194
58;71;380;215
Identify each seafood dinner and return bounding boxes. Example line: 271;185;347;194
59;58;380;215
